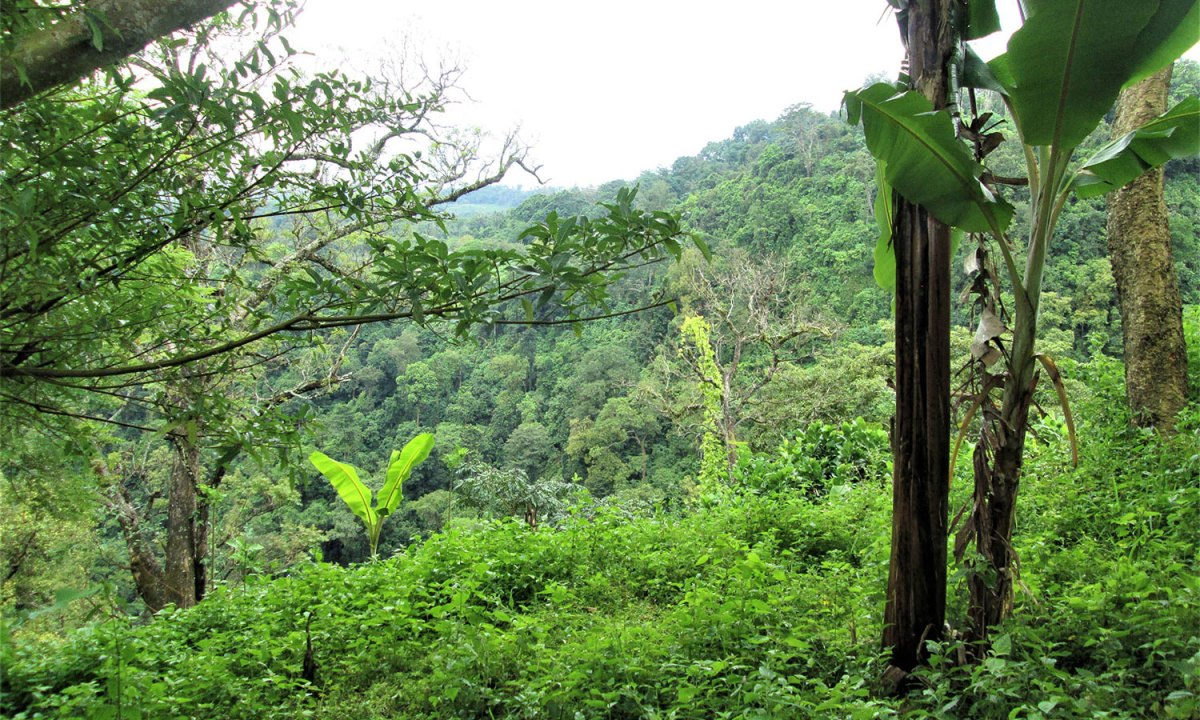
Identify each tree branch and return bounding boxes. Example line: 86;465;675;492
1;0;240;110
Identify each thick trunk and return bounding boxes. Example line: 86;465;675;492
882;0;954;681
0;0;239;110
1107;67;1187;430
885;200;952;673
163;433;202;608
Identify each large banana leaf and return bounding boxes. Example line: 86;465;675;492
1071;97;1200;198
310;451;377;528
378;432;434;516
989;0;1199;150
845;83;1013;235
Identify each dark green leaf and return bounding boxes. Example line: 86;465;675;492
872;163;896;295
965;0;1001;40
1071;96;1200;198
845;84;1013;234
990;0;1198;149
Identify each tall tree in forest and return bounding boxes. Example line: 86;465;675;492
666;249;827;485
877;0;957;685
1107;66;1189;429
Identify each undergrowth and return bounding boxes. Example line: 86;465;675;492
2;386;1197;719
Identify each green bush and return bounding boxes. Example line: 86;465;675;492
737;417;891;496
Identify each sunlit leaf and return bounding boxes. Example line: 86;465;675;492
309;451;376;528
379;433;434;516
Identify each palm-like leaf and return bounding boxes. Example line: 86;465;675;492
310;451;377;528
989;0;1198;150
1071;97;1200;198
845;83;1013;234
378;433;434;517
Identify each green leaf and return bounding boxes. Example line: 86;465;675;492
1071;96;1200;198
846;84;1013;234
1124;0;1200;86
965;0;1001;40
872;162;897;295
691;233;712;262
990;0;1198;150
309;451;377;527
83;11;105;51
378;433;434;516
960;45;1005;94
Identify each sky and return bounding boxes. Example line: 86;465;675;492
289;2;1198;189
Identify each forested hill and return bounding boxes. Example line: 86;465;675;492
292;68;1200;563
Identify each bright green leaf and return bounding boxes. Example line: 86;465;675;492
379;433;434;516
309;451;376;528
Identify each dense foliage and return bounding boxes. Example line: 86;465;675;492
3;364;1198;718
2;0;1199;715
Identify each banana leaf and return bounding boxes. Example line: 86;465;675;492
1071;97;1200;198
988;0;1199;150
310;451;377;528
378;433;434;517
845;83;1013;234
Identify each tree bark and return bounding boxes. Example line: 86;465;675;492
882;0;954;682
163;432;202;608
108;483;169;613
1107;66;1188;430
1;0;239;110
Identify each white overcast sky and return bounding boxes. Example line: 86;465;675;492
289;1;1199;188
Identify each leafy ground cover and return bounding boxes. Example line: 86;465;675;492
2;364;1197;719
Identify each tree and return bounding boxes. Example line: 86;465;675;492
668;249;828;485
0;0;240;110
848;0;1199;648
1;0;692;613
1107;66;1189;429
876;0;957;683
453;460;575;530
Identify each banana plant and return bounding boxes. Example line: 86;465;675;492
846;0;1198;641
309;433;434;558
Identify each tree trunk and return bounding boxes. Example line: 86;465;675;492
1107;66;1187;430
163;432;202;608
108;483;169;613
882;0;954;682
967;375;1034;640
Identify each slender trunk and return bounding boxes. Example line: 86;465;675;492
637;436;648;484
108;484;169;613
967;373;1034;639
882;0;954;683
1107;67;1187;429
164;433;201;608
